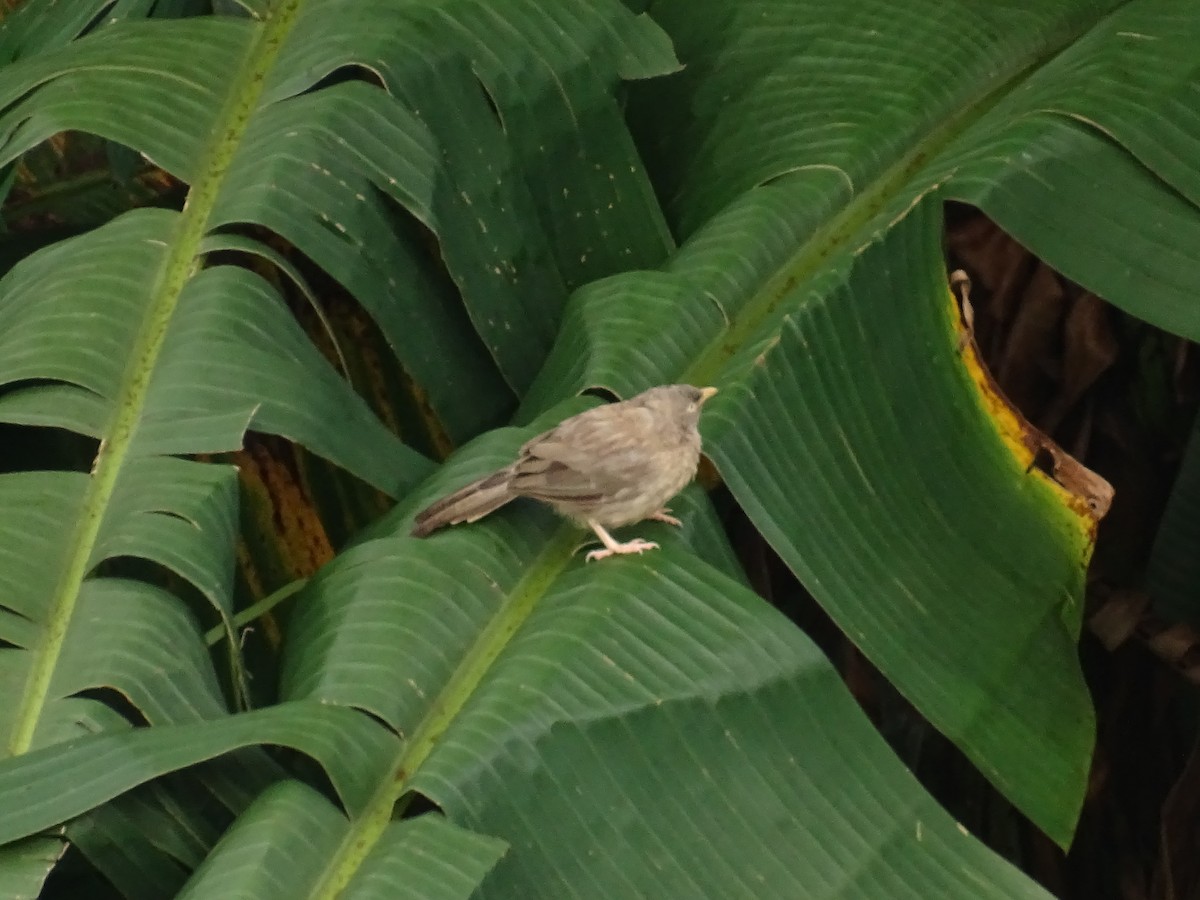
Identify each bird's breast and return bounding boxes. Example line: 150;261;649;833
579;439;701;528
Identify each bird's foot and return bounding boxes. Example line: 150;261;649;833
585;537;660;562
649;508;682;527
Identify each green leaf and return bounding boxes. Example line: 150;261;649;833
0;0;121;63
0;518;1052;897
341;816;507;900
0;6;440;884
0;5;437;768
702;203;1096;837
0;701;396;845
0;834;64;900
67;750;290;900
510;0;1200;842
68;794;196;900
6;0;1199;891
175;781;350;900
291;513;1052;897
0;18;251;183
176;781;507;900
212;80;516;440
524;191;1101;841
951;115;1200;344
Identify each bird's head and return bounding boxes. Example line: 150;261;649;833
637;383;718;429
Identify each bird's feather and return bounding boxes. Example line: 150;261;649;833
411;384;711;536
410;468;515;537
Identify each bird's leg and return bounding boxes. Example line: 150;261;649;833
585;521;659;562
648;508;682;527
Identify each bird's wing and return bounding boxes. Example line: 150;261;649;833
511;404;655;502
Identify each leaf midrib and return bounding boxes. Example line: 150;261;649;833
310;525;581;900
5;0;304;756
681;9;1111;388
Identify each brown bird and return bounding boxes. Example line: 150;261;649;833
411;384;718;561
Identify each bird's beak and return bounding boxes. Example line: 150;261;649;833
699;386;718;404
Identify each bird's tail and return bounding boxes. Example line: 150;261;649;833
411;467;516;537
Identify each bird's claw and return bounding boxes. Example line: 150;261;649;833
585;538;660;562
649;508;682;527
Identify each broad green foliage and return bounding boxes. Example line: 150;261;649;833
0;0;1195;897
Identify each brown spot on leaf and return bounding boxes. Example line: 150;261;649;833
949;273;1114;534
